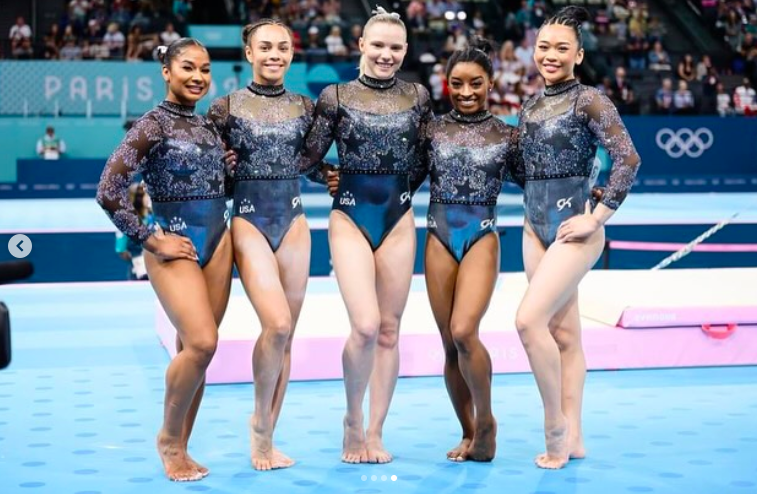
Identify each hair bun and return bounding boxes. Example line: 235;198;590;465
558;5;590;24
468;36;495;56
372;5;400;19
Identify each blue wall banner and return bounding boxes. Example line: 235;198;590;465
620;116;757;192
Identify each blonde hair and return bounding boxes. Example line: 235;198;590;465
359;6;406;75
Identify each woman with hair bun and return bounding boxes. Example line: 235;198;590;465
515;6;641;469
413;36;522;463
97;38;236;481
207;19;331;472
302;6;432;464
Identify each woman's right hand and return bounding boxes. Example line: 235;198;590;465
143;226;198;262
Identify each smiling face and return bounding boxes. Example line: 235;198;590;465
246;24;293;86
534;23;584;85
448;62;491;114
359;22;407;79
162;45;211;105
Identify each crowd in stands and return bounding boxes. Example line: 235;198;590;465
5;0;757;116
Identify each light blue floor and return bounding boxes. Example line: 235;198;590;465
2;193;756;231
0;283;756;493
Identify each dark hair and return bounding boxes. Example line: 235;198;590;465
242;19;294;46
445;36;496;80
540;6;590;49
156;37;207;66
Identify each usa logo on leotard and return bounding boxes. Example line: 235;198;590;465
556;197;573;211
292;196;301;209
480;218;495;230
169;216;187;232
339;191;356;206
238;199;255;214
400;191;411;205
655;127;713;158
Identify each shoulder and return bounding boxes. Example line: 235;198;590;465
576;84;612;109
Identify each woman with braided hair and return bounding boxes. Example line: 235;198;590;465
514;6;640;469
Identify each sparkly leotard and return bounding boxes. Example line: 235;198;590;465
97;100;228;266
303;75;432;251
518;80;641;247
208;82;321;252
419;110;520;262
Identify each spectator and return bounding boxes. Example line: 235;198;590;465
69;0;91;34
36;126;67;160
103;22;125;58
514;36;535;75
646;16;667;44
324;25;347;57
9;16;32;56
677;53;696;83
611;66;637;114
347;24;362;55
696;54;714;80
428;63;447;112
60;37;83;60
160;22;181;46
626;33;648;70
734;77;757;114
673;80;696;114
648;40;672;71
716;82;733;116
655;77;674;114
43;24;62;60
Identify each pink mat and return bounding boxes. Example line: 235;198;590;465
156;311;757;384
617;306;757;328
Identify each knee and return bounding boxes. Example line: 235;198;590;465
185;335;218;366
263;317;292;348
449;320;476;354
376;322;399;350
515;309;545;347
351;317;380;348
551;324;579;352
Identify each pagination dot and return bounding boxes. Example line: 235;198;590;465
361;475;367;481
371;475;377;481
381;475;387;481
391;475;398;481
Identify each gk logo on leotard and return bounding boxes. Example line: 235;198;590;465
339;191;356;207
223;209;230;222
292;196;301;209
556;197;572;211
655;127;713;158
480;218;495;230
239;199;255;214
169;216;187;232
400;192;411;205
427;215;437;229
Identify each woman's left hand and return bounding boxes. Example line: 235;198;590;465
556;201;601;243
222;143;237;175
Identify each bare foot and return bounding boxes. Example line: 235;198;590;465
271;447;295;469
447;438;472;462
250;415;274;471
342;415;368;464
468;418;497;462
185;453;209;478
569;432;586;459
366;431;392;464
157;432;204;482
535;417;570;469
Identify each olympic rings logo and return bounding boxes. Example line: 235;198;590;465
655;127;714;159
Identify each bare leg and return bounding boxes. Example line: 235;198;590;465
366;210;416;464
424;234;474;460
269;216;311;468
329;211;380;464
549;294;586;459
146;229;232;481
232;218;303;471
449;233;500;462
517;221;604;469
